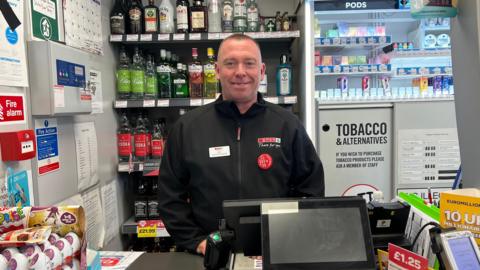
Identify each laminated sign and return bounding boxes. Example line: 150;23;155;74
440;188;480;245
411;0;457;18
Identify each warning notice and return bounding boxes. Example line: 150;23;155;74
336;150;385;169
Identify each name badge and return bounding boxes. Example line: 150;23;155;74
209;146;230;158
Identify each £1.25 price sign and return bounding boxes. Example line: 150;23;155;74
388;243;428;270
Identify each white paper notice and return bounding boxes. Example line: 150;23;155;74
101;180;119;245
53;85;65;108
74;122;99;191
100;251;144;269
89;69;103;114
0;0;28;87
82;187;105;250
398;128;460;184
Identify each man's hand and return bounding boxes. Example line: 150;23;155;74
196;239;207;255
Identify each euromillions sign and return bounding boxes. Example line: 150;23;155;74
314;0;397;11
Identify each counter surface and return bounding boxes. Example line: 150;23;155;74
127;252;205;269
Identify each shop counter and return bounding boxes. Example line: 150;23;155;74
126;252;204;269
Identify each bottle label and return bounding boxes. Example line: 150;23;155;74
188;64;203;73
117;69;131;93
159;6;171;23
144;8;158;32
204;64;215;73
176;6;188;29
191;11;205;28
147;133;152;155
117;133;132;157
134;134;147;157
234;0;246;17
234;18;247;28
131;70;145;94
129;8;142;21
134;201;148;218
151;139;164;157
223;5;233;20
174;79;186;84
247;7;259;22
146;76;157;95
279;68;290;95
148;201;160;217
156;65;171;73
110;15;125;34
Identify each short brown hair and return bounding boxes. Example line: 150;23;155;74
218;34;262;61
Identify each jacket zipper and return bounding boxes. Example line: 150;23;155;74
236;122;242;198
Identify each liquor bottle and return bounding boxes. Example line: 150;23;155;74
190;0;208;33
130;47;145;99
144;0;159;33
281;12;290;31
117;112;132;162
128;0;143;34
159;0;174;33
275;11;282;31
173;63;189;97
143;113;152;158
145;55;158;99
148;191;160;220
134;113;148;161
151;120;164;159
222;0;234;32
176;0;190;33
135;177;149;221
276;54;292;96
246;0;259;32
188;48;204;98
157;49;172;98
117;46;131;99
204;48;218;98
208;0;222;33
110;0;127;34
233;0;247;32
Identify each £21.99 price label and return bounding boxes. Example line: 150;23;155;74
388;243;428;270
137;220;163;238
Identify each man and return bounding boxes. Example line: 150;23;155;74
158;34;324;255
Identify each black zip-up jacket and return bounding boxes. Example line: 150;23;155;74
157;94;324;252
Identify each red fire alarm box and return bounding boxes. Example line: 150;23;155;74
0;130;36;161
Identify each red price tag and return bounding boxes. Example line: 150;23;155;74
137;220;163;238
388;243;428;270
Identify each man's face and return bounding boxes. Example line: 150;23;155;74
216;39;266;103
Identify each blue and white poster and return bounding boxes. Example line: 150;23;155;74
7;169;34;207
0;0;28;87
35;118;60;175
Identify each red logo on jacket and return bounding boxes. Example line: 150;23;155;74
257;154;273;170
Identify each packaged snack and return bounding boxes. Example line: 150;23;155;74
0;207;31;235
8;253;28;270
0;226;51;247
28;206;85;239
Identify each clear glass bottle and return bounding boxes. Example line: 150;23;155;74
151;120;164;159
204;48;218;98
176;0;190;33
275;11;282;32
173;63;189;97
233;0;247;32
117;46;131;99
276;54;292;96
117;112;132;162
128;0;143;34
130;47;145;100
222;0;234;32
134;113;147;161
208;0;222;33
190;0;208;33
110;0;127;34
157;49;172;98
188;48;204;98
246;0;259;32
144;0;159;33
145;55;158;99
159;0;174;33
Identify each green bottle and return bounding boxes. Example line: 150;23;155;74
145;55;158;99
117;46;131;99
130;47;145;100
203;48;218;98
173;63;189;97
157;49;172;98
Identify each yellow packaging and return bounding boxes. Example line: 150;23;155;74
440;188;480;245
27;206;85;239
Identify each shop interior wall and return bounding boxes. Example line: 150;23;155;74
451;0;480;188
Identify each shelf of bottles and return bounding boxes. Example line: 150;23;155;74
110;30;300;44
315;64;392;76
122;216;170;236
315;36;392;48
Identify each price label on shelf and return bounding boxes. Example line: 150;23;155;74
284;96;297;104
138;163;144;171
157;99;170;107
173;33;185;40
110;35;122;42
158;34;170;41
126;34;138;42
219;33;233;39
140;34;152;41
136;220;169;238
143;100;155;107
388;243;428;270
190;98;202;106
208;33;220;40
115;100;128;108
203;98;215;105
189;33;201;40
264;97;279;104
118;163;129;172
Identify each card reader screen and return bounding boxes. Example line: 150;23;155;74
448;237;480;270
